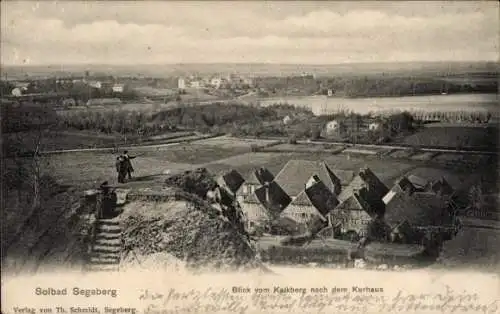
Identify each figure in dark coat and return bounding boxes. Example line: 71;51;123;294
99;181;117;218
116;156;127;183
123;150;136;179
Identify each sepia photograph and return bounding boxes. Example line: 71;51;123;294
1;1;499;313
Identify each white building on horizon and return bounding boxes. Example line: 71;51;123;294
178;78;186;90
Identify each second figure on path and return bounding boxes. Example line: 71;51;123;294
116;156;127;183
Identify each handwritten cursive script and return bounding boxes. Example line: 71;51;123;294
137;285;500;314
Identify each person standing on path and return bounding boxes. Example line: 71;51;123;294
123;150;136;180
116;156;126;183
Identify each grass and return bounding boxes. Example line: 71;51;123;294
194;136;281;149
4;129;205;153
45;143;252;188
260;143;345;154
399;126;498;150
5;130;118;153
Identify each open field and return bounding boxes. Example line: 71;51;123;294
399;126;498;150
260;143;345;154
4;130;198;153
194;136;281;149
45;142;253;187
409;152;438;161
64;102;178;112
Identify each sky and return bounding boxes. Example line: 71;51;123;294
1;1;498;65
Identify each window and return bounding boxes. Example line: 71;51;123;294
301;213;307;218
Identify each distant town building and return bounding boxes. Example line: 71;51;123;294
11;87;24;96
242;77;254;87
282;115;292;125
369;122;382;131
210;77;222;89
177;78;186;90
88;81;102;89
322;120;348;138
11;82;30;96
189;81;202;89
112;84;126;93
62;98;76;107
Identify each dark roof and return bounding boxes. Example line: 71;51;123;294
254;181;291;216
358;168;389;199
338;167;388;203
304;175;339;216
332;187;384;218
274;160;342;197
245;167;275;185
429;177;454;196
383;177;416;204
384;192;453;227
219;169;245;194
395;177;416;193
407;174;429;191
216;186;235;206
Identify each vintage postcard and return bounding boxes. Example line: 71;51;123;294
1;1;499;313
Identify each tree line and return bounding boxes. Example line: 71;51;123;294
254;74;497;98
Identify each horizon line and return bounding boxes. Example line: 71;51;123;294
2;60;498;68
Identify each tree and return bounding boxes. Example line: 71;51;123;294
468;184;484;211
2;101;59;250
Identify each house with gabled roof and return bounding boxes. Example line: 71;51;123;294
236;167;275;200
273;160;348;197
428;177;454;197
254;181;291;217
338;167;388;204
427;177;457;210
239;181;291;232
382;176;417;204
384;191;454;244
407;174;429;191
328;186;385;239
280;175;339;226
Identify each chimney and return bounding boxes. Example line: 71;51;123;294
264;182;271;205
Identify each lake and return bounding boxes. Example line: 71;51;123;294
257;93;498;116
